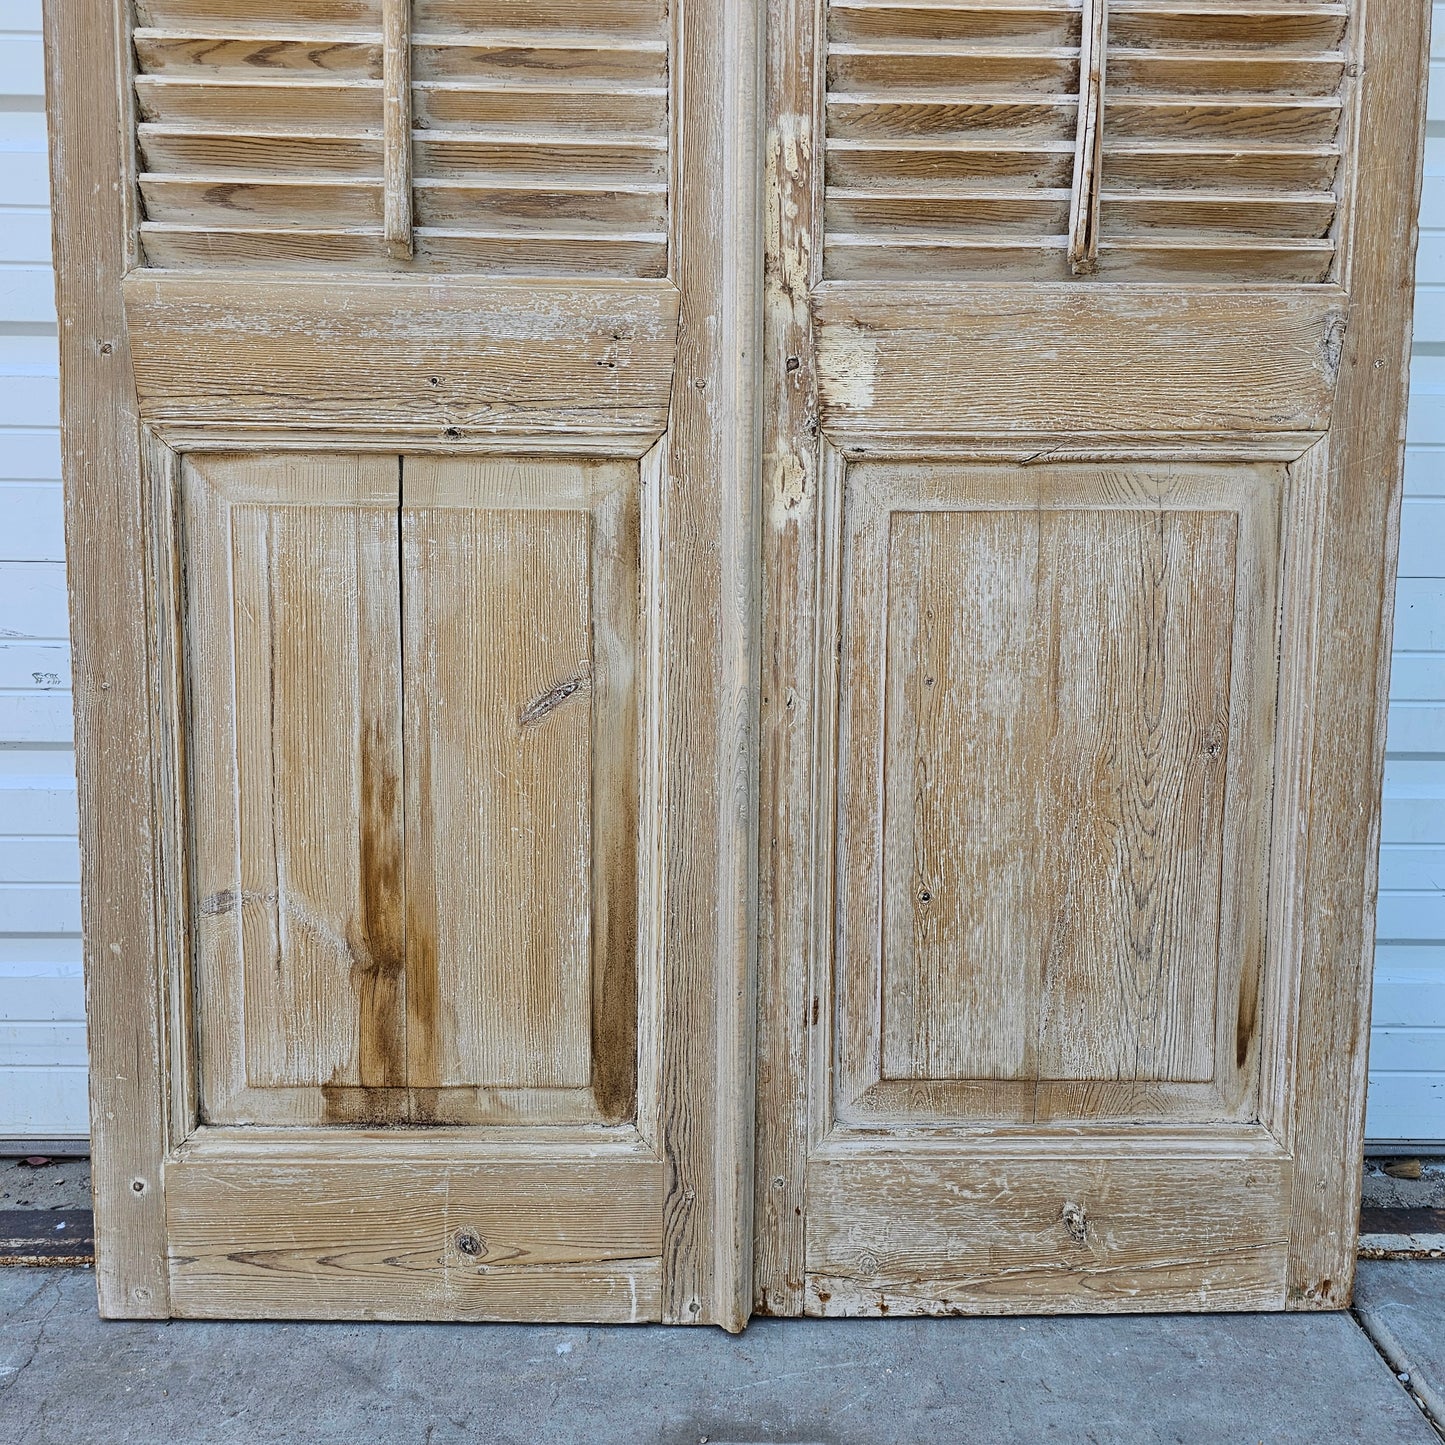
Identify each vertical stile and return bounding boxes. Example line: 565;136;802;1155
382;0;413;259
1067;0;1106;274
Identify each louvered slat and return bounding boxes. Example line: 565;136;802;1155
1095;3;1346;280
824;1;1085;280
133;0;669;277
824;0;1350;283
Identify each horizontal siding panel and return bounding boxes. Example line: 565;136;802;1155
1;1;42;34
1376;892;1445;941
1386;702;1445;754
0;561;71;637
0;693;74;744
0;369;57;428
1393;582;1445;650
1406;393;1445;447
1369;1028;1445;1074
0;36;43;96
0;643;69;690
0;975;84;1023
1390;654;1445;700
0;265;55;323
0;1020;86;1068
1365;1073;1445;1143
0;209;51;265
0;777;78;836
0;430;60;481
1378;846;1445;893
1373;950;1445;1026
1399;499;1445;577
0;936;82;970
0;146;47;208
0;485;64;560
0;884;81;935
1405;447;1445;497
0;838;78;884
0;1065;88;1138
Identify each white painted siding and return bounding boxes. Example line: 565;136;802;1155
0;8;1442;1141
1366;8;1445;1142
0;1;86;1138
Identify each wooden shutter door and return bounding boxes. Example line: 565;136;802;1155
47;0;759;1324
756;0;1429;1314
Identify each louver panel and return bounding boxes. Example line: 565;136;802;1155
824;0;1083;280
823;0;1350;283
1097;1;1347;281
133;0;669;276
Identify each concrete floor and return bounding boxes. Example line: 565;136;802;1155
0;1265;1442;1445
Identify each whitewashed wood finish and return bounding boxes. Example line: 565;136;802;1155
400;456;640;1126
830;460;1280;1128
48;0;760;1326
823;0;1351;282
122;274;680;452
755;0;1431;1318
183;453;406;1125
132;0;670;277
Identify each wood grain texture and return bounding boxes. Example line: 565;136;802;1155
401;456;639;1125
832;461;1281;1127
132;0;670;277
879;507;1235;1085
804;1146;1293;1315
820;0;1347;282
122;274;680;450
167;1154;664;1322
1282;0;1431;1309
814;285;1346;439
183;454;405;1125
44;0;170;1318
380;0;413;259
657;0;763;1331
753;0;822;1319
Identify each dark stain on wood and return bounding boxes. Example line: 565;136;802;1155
353;713;406;1093
404;714;443;1118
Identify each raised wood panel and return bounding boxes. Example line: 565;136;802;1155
184;454;403;1124
823;0;1351;282
401;457;639;1126
184;452;642;1131
879;507;1237;1086
831;459;1282;1127
122;274;680;451
814;285;1344;439
132;0;669;276
804;1143;1293;1315
166;1150;664;1322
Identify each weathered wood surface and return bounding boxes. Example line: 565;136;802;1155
756;0;1427;1323
133;0;669;277
184;454;405;1125
658;0;763;1333
44;0;171;1318
167;1155;664;1322
401;457;639;1125
1282;0;1432;1309
814;286;1346;438
123;275;680;449
830;460;1281;1127
804;1148;1293;1315
821;0;1346;282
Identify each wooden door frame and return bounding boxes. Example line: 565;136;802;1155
754;0;1431;1313
46;0;762;1326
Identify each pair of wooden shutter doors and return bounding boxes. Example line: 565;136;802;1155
46;0;1426;1327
